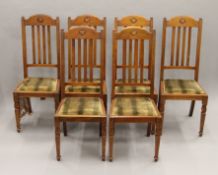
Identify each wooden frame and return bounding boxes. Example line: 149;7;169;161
109;27;162;161
159;16;208;136
13;14;60;132
114;16;153;31
54;25;106;161
67;15;107;107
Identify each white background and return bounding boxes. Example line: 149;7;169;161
0;0;218;175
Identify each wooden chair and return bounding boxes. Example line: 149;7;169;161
114;15;153;31
13;14;60;132
67;15;107;107
54;26;106;161
109;27;162;161
159;16;208;136
114;16;157;136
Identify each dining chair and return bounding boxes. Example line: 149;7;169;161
13;14;60;132
158;16;208;136
62;15;107;136
109;27;162;161
114;16;157;136
67;15;107;105
54;26;106;161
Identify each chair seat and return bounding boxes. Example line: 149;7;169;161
65;85;101;94
163;79;205;95
65;80;106;94
56;97;105;116
111;97;159;117
115;79;150;94
16;77;58;93
115;85;150;94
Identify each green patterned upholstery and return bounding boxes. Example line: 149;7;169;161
111;97;159;116
16;77;57;92
65;85;100;93
115;86;150;94
115;79;150;94
163;79;205;94
57;97;104;116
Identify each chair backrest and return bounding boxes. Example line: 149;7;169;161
68;15;106;30
111;27;156;99
61;26;105;97
68;15;106;81
21;14;60;78
160;16;203;81
114;16;153;31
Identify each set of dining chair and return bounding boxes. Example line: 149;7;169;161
13;14;208;162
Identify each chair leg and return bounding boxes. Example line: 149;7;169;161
13;93;21;133
26;98;32;114
54;94;59;110
55;118;61;161
154;119;162;162
40;97;46;100
101;118;106;161
103;94;107;110
147;123;151;137
99;122;102;137
189;100;195;117
199;97;208;137
63;122;67;136
158;97;165;126
109;119;115;162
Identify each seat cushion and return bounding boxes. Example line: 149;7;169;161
65;85;100;94
16;77;57;93
163;79;205;94
56;97;105;116
115;79;150;94
111;97;159;116
115;85;150;94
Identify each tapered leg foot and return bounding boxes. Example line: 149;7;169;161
55;118;61;161
154;118;162;162
109;119;114;162
101;119;106;161
199;97;208;137
13;93;21;133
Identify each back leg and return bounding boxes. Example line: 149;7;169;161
189;100;195;117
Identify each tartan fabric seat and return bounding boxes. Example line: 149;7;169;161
16;77;58;93
115;79;150;94
65;85;101;94
65;80;106;94
111;97;159;116
115;85;150;94
56;97;104;116
163;79;205;94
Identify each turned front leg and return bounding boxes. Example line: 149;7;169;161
199;97;208;137
101;118;106;161
154;119;162;162
13;93;21;132
109;119;115;162
55;118;61;161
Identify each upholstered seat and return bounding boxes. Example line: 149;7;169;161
115;79;150;94
16;77;58;93
56;97;104;116
111;97;159;116
65;85;100;93
163;79;205;94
